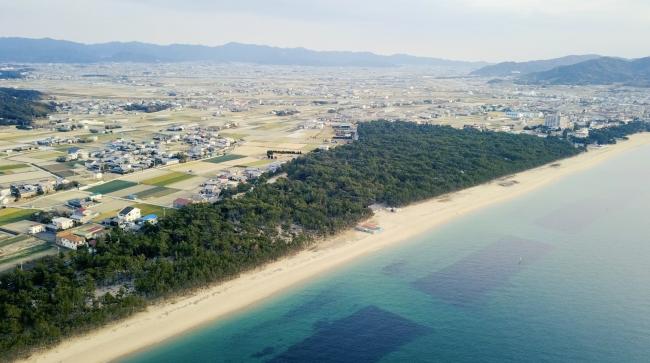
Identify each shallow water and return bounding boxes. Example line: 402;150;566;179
124;144;650;363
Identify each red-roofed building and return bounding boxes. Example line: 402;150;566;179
173;198;193;209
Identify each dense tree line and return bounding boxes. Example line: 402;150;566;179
578;121;650;145
122;102;172;113
0;87;54;125
0;121;585;360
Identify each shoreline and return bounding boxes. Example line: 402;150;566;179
22;133;650;363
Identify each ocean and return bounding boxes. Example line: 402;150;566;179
123;143;650;363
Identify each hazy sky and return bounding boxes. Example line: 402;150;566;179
1;0;649;62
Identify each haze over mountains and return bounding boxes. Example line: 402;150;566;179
1;37;650;87
0;37;486;69
515;57;650;86
471;55;650;87
470;55;602;77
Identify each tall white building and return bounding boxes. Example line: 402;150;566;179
544;113;564;129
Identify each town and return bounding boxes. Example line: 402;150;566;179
0;62;648;271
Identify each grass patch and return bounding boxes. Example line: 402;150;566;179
240;160;272;167
132;203;171;217
0;243;54;265
87;180;138;195
31;151;64;160
0;208;38;226
0;235;31;248
53;145;75;152
142;172;194;187
92;210;118;223
219;132;247;139
206;154;246;164
134;186;179;199
0;164;28;171
254;122;286;130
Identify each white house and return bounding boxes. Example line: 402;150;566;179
70;208;98;224
56;232;86;250
51;217;74;230
28;223;46;234
117;206;141;223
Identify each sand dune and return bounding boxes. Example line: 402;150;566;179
22;133;650;363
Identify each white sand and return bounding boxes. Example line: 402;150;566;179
22;134;650;363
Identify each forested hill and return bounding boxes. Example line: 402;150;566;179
471;55;601;77
517;57;650;86
0;121;580;359
0;87;54;125
0;38;487;69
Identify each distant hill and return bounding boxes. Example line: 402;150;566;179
471;55;601;77
0;87;53;125
518;57;650;86
0;37;487;69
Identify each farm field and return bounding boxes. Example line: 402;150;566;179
0;208;38;226
205;154;246;164
86;180;138;195
141;171;194;187
134;186;179;200
132;203;171;216
0;164;29;174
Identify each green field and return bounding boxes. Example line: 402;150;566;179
142;172;194;187
0;243;55;266
30;151;64;160
133;203;171;217
219;132;247;139
86;180;138;195
206;154;246;164
0;235;30;248
134;186;179;199
0;208;38;226
237;160;272;167
0;163;28;172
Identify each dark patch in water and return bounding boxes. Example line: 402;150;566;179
537;195;633;233
282;287;339;319
268;305;429;363
413;237;552;306
312;318;330;330
381;260;408;276
537;198;608;233
252;346;276;358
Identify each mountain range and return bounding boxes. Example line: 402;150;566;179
518;57;650;86
472;54;650;87
470;55;601;77
0;37;487;69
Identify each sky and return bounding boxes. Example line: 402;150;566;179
0;0;649;62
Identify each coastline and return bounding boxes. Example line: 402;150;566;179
22;133;650;363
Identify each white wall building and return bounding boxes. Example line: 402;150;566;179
117;206;141;223
51;217;74;230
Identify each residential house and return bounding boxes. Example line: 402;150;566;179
11;184;38;199
37;180;56;194
67;198;94;209
139;214;158;225
56;232;86;250
117;206;141;223
28;223;46;234
173;198;193;209
70;208;98;224
51;217;74;231
72;224;106;241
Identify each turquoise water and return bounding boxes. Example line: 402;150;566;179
124;144;650;363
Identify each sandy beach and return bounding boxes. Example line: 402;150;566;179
22;133;650;363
